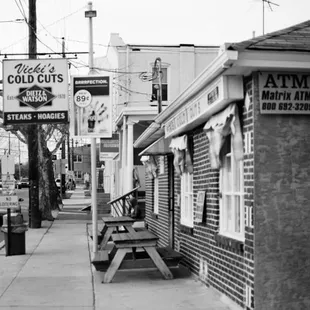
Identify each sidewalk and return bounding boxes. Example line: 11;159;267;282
0;186;239;310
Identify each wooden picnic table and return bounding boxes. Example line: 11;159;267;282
102;230;174;283
99;216;136;250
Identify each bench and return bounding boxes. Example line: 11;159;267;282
92;246;183;272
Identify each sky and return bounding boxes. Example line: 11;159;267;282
1;0;310;162
1;0;310;77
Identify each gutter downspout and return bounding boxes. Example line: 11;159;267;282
126;45;130;104
122;116;127;194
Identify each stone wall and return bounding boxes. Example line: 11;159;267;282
254;72;310;309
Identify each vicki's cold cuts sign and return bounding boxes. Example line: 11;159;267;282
3;59;69;125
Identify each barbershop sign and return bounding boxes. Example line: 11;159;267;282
259;72;310;114
164;76;243;137
3;58;69;125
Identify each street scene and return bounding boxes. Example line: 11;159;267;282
1;0;310;309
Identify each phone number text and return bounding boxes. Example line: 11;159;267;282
261;102;310;113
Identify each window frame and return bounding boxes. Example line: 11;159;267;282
180;172;194;228
74;171;82;179
150;62;170;105
219;135;245;241
74;154;82;162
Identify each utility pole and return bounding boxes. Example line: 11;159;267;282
18;140;21;179
61;37;66;197
71;138;74;171
28;0;41;228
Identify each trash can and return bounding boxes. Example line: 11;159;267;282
1;212;28;256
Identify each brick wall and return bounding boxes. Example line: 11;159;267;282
145;79;255;309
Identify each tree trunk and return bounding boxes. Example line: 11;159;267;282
37;129;62;220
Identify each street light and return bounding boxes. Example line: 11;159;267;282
153;57;162;114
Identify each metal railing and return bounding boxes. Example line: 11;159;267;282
107;186;140;217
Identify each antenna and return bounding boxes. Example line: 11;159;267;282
262;0;279;35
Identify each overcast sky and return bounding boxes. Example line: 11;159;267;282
1;0;310;76
1;0;310;160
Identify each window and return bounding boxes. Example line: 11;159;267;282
73;154;82;162
74;171;82;179
181;172;193;227
153;177;159;214
219;135;244;240
152;67;168;102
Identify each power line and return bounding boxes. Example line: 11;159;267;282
0;5;85;52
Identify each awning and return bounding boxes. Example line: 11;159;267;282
169;134;193;175
140;155;158;179
203;103;243;169
138;136;172;156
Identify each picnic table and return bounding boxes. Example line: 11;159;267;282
102;230;174;283
99;216;136;250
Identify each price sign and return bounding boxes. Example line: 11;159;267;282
74;90;92;108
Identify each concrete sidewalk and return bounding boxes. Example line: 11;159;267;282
0;189;239;310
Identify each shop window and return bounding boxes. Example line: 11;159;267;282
181;172;193;227
153;177;159;214
219;135;244;241
152;67;168;102
73;154;82;162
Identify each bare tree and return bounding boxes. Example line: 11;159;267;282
0;118;68;221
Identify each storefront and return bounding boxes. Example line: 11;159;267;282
134;20;310;310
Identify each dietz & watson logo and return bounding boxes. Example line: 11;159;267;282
15;84;56;109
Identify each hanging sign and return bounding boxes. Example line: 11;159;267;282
70;75;112;138
100;134;119;161
2;58;69;124
259;72;310;114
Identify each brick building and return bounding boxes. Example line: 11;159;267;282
134;20;310;310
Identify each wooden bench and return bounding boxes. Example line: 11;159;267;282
92;246;183;272
101;231;174;283
99;216;136;250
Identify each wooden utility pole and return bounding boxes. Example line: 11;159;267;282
28;0;41;228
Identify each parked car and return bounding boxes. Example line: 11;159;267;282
20;178;29;188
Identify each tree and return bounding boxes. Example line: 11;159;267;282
1;123;68;221
0;0;71;225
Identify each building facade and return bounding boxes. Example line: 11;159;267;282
94;34;219;199
135;20;310;310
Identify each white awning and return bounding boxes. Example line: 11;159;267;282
203;103;243;169
138;137;172;156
